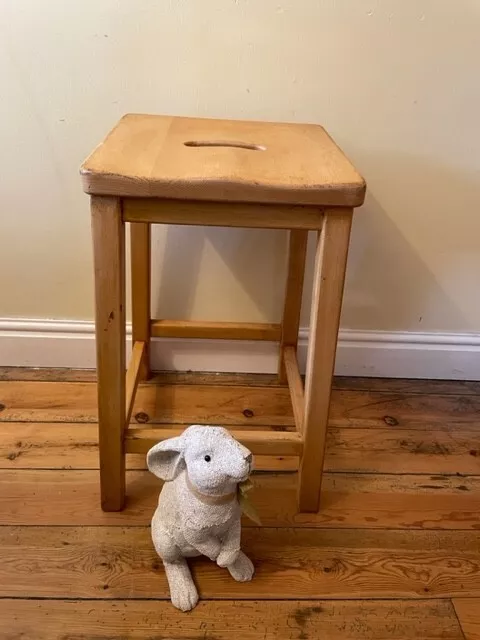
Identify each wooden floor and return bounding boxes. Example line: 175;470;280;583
1;368;480;639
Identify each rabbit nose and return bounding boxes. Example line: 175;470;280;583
245;453;253;464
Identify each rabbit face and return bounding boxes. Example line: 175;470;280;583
185;426;252;493
147;425;253;495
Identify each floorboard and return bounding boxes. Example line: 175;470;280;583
0;422;297;472
0;599;465;640
453;599;480;640
2;380;480;428
1;469;479;528
2;366;480;395
1;527;479;599
1;422;478;475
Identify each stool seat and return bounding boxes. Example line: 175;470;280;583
81;114;365;207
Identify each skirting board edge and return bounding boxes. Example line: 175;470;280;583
1;318;480;380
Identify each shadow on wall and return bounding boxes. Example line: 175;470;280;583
150;152;479;336
152;224;287;322
301;152;480;333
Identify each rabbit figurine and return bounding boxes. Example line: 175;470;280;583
147;425;255;611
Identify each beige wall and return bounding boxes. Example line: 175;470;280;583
1;0;479;333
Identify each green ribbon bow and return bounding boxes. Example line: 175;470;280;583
238;478;262;525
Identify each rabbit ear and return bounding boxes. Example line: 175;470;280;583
147;435;186;481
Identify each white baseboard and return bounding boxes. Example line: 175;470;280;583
1;318;480;380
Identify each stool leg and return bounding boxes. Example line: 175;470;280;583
278;230;308;383
91;196;126;512
131;222;151;379
298;209;353;513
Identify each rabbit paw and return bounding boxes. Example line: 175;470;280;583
170;581;199;612
227;551;254;582
217;547;240;568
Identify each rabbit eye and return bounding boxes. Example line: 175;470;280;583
204;455;211;462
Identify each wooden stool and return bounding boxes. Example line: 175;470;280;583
81;114;365;513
